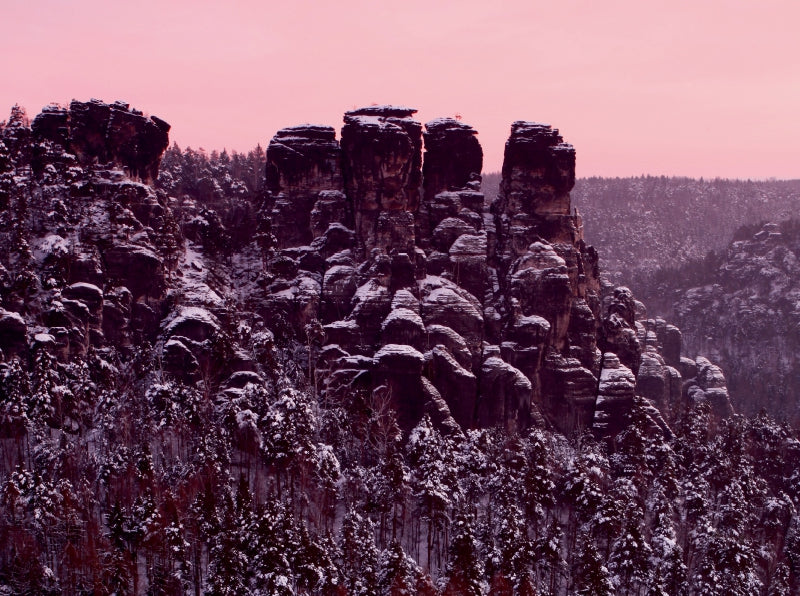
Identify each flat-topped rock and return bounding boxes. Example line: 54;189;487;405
32;99;170;182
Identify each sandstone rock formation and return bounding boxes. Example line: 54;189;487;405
31;99;170;182
622;220;799;420
262;108;714;436
0;99;733;441
265;125;344;249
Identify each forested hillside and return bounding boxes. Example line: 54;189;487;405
482;175;800;420
483;174;800;292
626;220;800;422
2;102;799;595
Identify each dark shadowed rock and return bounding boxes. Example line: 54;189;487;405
102;287;132;348
62;282;103;316
164;306;221;343
373;343;428;430
492;121;578;262
419;118;483;247
422;118;483;205
162;337;201;383
381;308;425;350
32;99;170;182
0;309;27;358
428;344;477;429
103;244;165;301
31;105;70;150
420;276;483;353
266;125;344;249
477;346;532;432
499;121;575;217
540;352;597;431
340;106;422;258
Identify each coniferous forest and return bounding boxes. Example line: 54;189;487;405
2;102;800;596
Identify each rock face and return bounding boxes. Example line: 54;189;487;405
419;118;483;248
32;99;170;182
637;220;800;420
0;99;733;441
340;106;422;259
265;125;344;249
0;309;27;358
262;109;718;436
593;353;636;434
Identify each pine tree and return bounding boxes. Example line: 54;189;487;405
767;562;792;596
29;346;60;428
261;387;318;500
648;489;687;596
294;525;342;595
522;428;556;536
536;518;565;595
442;512;483;596
248;498;295;595
407;415;459;570
206;491;250;596
0;359;29;447
608;509;652;594
378;540;417;596
340;508;379;596
572;537;614;596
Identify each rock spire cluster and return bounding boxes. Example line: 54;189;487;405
0;100;732;440
260;106;727;435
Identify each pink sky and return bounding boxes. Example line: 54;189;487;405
3;0;799;178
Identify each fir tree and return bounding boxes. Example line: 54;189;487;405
442;512;483;596
572;537;614;596
340;507;379;595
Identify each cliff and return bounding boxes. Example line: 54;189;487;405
256;107;729;436
0;101;732;444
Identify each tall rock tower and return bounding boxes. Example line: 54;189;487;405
263;110;679;437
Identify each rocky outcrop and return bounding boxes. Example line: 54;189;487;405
684;356;735;418
639;221;800;420
340;106;422;258
2;99;734;443
265;125;345;249
422;118;483;205
599;286;641;374
488;122;607;431
1;100;182;367
492;121;579;255
32;99;170;182
260;109;716;436
636;346;682;421
593;353;636;435
0;309;26;358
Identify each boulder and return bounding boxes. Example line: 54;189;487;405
593;353;636;435
0;309;27;358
